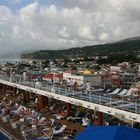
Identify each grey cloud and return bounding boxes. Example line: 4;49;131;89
0;0;140;56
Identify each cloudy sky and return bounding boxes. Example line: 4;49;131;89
0;0;140;55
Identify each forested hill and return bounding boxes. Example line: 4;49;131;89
21;38;140;60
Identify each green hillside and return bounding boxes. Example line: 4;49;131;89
21;39;140;60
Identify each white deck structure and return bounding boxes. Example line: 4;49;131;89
0;75;140;123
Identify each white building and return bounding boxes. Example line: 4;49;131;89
139;65;140;72
63;72;101;87
110;66;122;72
63;72;84;86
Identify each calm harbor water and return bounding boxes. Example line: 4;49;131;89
0;58;20;64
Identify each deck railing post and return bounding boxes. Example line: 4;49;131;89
110;95;112;107
99;93;101;104
122;97;124;110
135;99;137;113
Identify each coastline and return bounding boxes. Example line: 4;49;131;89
0;59;19;64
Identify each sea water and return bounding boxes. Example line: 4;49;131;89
0;58;19;64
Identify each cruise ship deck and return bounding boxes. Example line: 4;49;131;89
0;74;140;124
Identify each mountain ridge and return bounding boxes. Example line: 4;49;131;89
21;36;140;60
116;36;140;43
